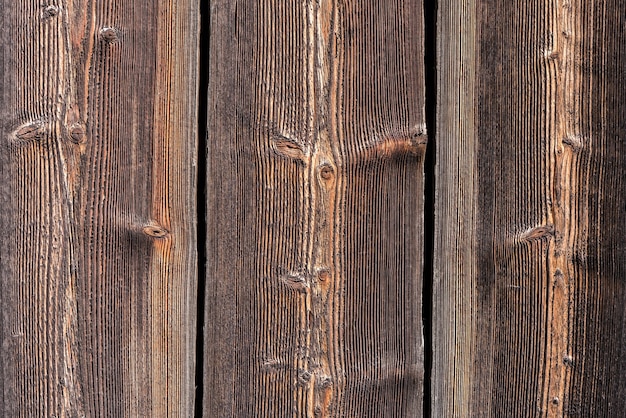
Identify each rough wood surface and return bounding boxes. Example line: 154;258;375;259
0;1;198;416
435;0;626;416
203;0;425;416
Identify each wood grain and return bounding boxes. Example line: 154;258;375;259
203;0;425;416
0;1;198;416
435;0;626;415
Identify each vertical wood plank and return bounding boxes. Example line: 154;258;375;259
435;0;626;415
204;0;425;416
0;1;198;416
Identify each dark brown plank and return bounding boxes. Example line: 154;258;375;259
0;1;198;415
435;0;626;415
204;0;425;416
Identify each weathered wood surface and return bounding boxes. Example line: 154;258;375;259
435;0;626;416
0;1;198;416
203;0;426;416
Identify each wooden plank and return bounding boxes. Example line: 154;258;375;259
435;0;626;415
0;1;198;416
203;0;425;416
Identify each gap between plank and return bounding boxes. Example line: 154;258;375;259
423;0;438;416
195;0;211;415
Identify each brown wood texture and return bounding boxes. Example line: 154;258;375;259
435;0;626;416
203;0;426;416
0;1;198;416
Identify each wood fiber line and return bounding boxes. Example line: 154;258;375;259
435;0;626;416
204;0;425;416
0;1;198;416
432;0;478;415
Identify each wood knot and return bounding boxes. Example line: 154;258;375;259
317;269;330;283
261;357;285;372
562;134;584;151
317;375;333;389
280;272;309;292
318;163;335;181
99;27;119;43
519;224;555;243
42;5;59;18
358;135;426;163
142;223;169;239
68;123;86;144
297;369;312;386
271;136;308;163
12;121;47;145
544;50;559;61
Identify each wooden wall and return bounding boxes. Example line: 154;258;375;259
0;1;198;416
203;0;425;416
0;0;625;417
435;0;626;416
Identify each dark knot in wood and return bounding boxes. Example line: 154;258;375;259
100;27;119;43
142;223;169;239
